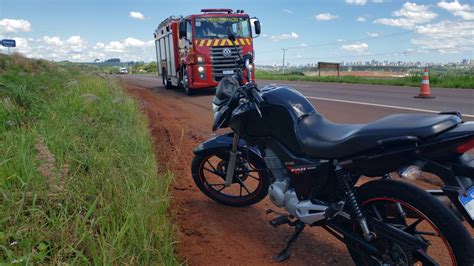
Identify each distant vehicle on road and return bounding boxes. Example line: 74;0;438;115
154;8;261;95
119;67;128;74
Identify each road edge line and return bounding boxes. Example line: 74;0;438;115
307;96;474;118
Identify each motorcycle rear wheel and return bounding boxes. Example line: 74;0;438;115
347;179;474;266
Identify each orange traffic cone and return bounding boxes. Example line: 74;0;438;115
414;67;435;99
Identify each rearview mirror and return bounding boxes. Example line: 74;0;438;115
179;22;186;38
227;27;236;42
253;20;261;35
243;53;253;64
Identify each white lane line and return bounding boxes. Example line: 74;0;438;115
267;83;313;88
126;75;474;118
306;96;474;118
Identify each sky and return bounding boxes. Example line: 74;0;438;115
0;0;473;65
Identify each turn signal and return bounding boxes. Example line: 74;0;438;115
398;165;422;180
455;138;474;154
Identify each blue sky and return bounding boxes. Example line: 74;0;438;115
1;0;473;64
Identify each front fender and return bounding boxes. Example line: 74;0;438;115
193;133;260;156
193;133;267;168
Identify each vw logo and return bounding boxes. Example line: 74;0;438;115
222;48;232;57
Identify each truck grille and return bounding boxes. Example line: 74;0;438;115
210;46;243;81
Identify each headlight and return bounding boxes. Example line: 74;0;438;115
198;66;205;73
245;59;250;68
212;103;220;119
249;64;253;70
197;56;204;63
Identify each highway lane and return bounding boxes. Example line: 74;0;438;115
260;80;474;117
122;74;473;122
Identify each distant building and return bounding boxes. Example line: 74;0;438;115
105;58;121;63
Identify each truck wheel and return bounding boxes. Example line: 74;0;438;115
183;71;193;95
162;71;172;90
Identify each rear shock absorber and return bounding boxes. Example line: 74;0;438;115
335;167;375;241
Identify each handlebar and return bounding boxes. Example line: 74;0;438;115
250;87;263;104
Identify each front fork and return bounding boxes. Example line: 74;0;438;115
224;134;240;187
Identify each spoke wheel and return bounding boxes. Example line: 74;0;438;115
357;198;455;265
183;71;193;95
346;179;474;266
191;150;270;207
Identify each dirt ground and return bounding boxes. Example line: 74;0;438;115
124;83;473;265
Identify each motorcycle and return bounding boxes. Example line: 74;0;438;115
191;28;474;265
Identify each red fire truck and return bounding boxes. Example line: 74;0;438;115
154;9;261;95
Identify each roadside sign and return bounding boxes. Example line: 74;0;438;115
1;39;16;47
318;62;340;77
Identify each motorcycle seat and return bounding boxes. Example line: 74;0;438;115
297;113;461;159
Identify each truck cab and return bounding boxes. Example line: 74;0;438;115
154;9;260;95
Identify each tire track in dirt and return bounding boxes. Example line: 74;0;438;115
125;84;353;265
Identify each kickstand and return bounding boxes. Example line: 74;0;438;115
273;221;305;263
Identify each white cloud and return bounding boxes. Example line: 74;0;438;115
374;2;438;28
129;11;145;20
438;1;474;20
412;20;474;52
13;37;28;49
0;19;32;34
3;35;155;62
342;42;369;53
94;42;105;49
66;36;87;53
372;0;385;3
366;32;379;37
67;36;83;45
43;36;63;46
283;9;294;14
357;16;367;22
300;43;308;47
104;41;125;52
270;32;299;41
346;0;366;5
315;13;338;21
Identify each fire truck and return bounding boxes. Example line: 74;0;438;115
154;9;261;95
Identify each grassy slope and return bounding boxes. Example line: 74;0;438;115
256;70;474;89
0;55;177;264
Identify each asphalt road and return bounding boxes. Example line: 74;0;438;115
122;74;474;123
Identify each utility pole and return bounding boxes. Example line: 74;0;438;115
281;48;287;73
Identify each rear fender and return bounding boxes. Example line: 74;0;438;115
424;160;474;227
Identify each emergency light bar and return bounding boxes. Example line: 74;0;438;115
201;8;233;14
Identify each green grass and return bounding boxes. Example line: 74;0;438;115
256;70;474;89
0;54;178;264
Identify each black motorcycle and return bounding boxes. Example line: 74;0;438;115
191;29;474;265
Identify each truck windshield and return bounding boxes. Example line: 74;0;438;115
194;17;250;39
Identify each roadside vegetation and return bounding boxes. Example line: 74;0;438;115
89;61;157;75
256;69;474;89
0;54;177;264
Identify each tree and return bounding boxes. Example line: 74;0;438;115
144;61;157;73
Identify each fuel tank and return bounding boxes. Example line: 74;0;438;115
231;86;317;154
261;85;316;119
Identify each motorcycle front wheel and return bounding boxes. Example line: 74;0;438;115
191;148;270;207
